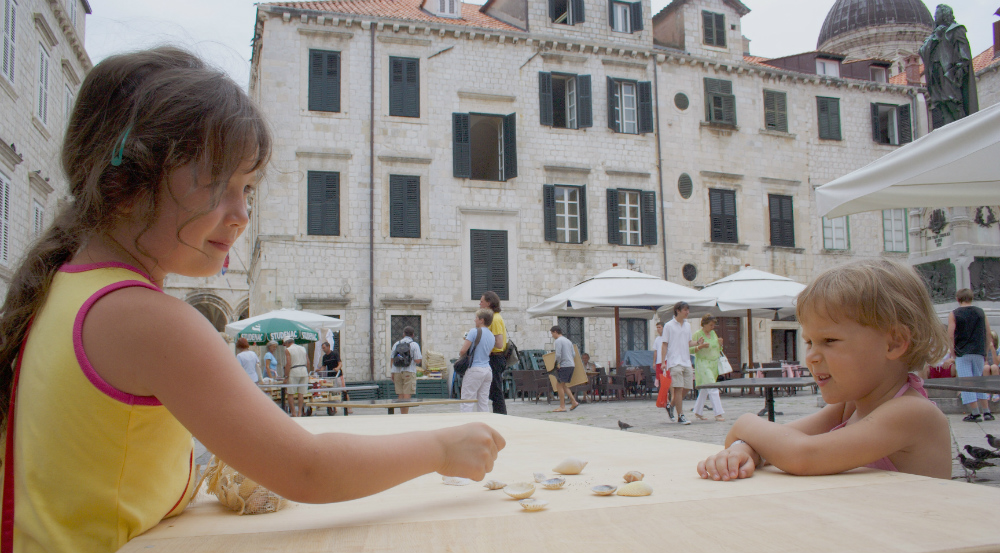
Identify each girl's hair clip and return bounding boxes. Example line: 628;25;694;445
110;125;133;167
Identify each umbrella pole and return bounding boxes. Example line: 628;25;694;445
614;307;621;369
747;308;754;370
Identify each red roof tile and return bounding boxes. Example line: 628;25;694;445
743;55;778;69
265;0;520;31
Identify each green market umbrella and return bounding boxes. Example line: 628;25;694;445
236;318;320;345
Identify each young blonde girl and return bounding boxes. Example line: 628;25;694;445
0;48;504;552
698;259;952;480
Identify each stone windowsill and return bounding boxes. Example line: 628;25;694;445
380;297;433;307
820;248;852;255
702;241;749;251
880;250;909;257
0;76;17;102
764;245;805;254
0;140;23;171
758;129;797;139
700;121;739;134
377;155;432;165
32;116;52;141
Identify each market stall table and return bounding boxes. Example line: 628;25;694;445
698;377;817;422
257;384;378;412
123;413;999;553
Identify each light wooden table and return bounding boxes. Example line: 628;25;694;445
123;413;1000;553
306;398;476;415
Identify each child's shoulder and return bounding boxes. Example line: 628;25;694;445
876;390;949;429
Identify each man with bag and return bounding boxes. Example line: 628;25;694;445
652;321;672;413
389;326;422;414
549;326;581;413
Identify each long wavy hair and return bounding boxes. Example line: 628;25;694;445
0;47;271;427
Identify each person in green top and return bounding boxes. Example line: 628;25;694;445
690;314;726;422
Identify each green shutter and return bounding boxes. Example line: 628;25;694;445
871;103;881;142
702;10;714;45
548;0;556;21
308;171;339;236
640;190;657;246
389;57;404;116
709;188;723;242
405;176;420;237
489;231;509;300
539;72;553;126
722;190;737;243
769;195;794;247
608;0;614;28
828;98;841;140
453;113;471;178
543;185;557;242
630;2;642;31
470;230;490;300
577;75;592;128
503;112;517;180
817;97;841;140
775;91;787;132
898;104;912;144
572;0;585;22
714;12;726;47
579;185;588;242
607;77;618;131
606;188;620;245
764;90;786;132
390;175;420;238
637;81;653;133
404;58;419;117
308;50;340;112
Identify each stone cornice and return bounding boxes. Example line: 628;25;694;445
298;297;351;309
540;52;587;64
700;170;743;181
0;141;24;171
28;170;54;196
605;169;650;178
602;58;648;70
380;297;433;307
543;164;590;174
377;35;432;47
297;27;354;40
61;59;80;86
295;149;353;160
44;0;92;70
760;177;801;187
34;12;59;48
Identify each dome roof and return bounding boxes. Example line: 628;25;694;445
817;0;934;49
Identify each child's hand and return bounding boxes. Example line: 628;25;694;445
697;443;756;481
434;423;506;480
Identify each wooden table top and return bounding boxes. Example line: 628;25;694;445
307;398;476;407
123;414;1000;553
921;376;1000;394
697;377;817;389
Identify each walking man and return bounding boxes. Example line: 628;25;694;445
550;326;580;412
661;302;702;425
389;326;422;414
949;289;997;421
283;338;310;417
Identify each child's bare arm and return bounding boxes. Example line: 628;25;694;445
83;288;505;503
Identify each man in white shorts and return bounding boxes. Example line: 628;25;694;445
660;302;702;425
283;338;311;417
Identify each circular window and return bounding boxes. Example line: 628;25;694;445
682;264;697;282
678;173;693;199
674;93;689;110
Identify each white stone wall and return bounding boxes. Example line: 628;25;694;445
670;0;746;64
978;64;1000;109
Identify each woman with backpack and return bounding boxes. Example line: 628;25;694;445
390;326;422;414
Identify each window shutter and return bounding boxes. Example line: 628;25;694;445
548;0;556;21
577;75;592;128
775;91;787;132
607;77;618;131
390;175;420;238
606;188;620;245
898;104;912;144
640;190;657;246
539;72;553;126
828;97;841;140
503;112;517;180
630;2;642;31
405;175;420;237
389;57;404;116
637;81;653;133
769;195;794;247
817;97;830;138
405;58;419;117
489;231;509;300
579;185;588;242
608;0;615;28
768;195;780;246
2;0;14;83
709;189;723;242
470;230;490;300
572;0;585;22
543;185;557;242
452;113;471;178
870;103;880;142
308;50;340;112
714;12;726;47
721;94;736;126
722;190;737;243
764;91;776;130
308;171;340;236
702;10;714;45
0;176;7;262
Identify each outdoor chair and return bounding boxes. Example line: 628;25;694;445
512;370;540;402
605;373;628;401
570;372;600;403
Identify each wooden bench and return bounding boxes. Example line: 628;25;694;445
305;398;476;415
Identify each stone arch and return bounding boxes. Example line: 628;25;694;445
234;297;250;322
185;292;232;332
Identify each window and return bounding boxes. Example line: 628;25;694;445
816;96;841;140
0;172;8;263
550;0;584;25
539;72;592;129
883;209;907;252
32;199;42;237
389;57;419;118
709;188;737;244
390;315;421;348
2;0;14;83
768;194;794;248
544;185;587;244
606;78;652;134
306;171;339;236
558;316;585;354
609;1;641;33
763;90;788;133
871;103;912;146
702;10;726;47
470;229;508;301
816;59;840;77
606;188;656;246
389;174;420;238
67;0;76;28
618;318;647;352
822;216;849;250
308;49;340;112
64;84;72;122
36;43;49;125
436;0;458;16
704;78;736;126
870;67;887;83
452;113;517;181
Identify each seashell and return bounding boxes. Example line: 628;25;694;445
623;470;644;483
552;457;588;475
616;481;653;497
533;472;547;483
483;480;506;490
591;484;618;496
238;476;258;500
442;476;474;486
540;477;565;489
503;482;536;499
518;498;549;511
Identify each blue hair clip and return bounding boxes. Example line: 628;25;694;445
110;125;132;167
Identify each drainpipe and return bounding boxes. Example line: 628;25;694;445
369;24;376;380
652;57;668;279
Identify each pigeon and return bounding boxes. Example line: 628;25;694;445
958;454;995;478
987;434;1000;450
964;444;1000;461
618;420;633;431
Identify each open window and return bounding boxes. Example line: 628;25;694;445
816;58;840;77
453;113;517;181
609;1;642;33
543;184;588;244
704;78;736;127
702;10;726;47
550;0;584;25
539;72;592;129
607;78;652;134
871;103;912;146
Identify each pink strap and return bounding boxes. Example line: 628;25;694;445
895;373;928;399
2;326;30;552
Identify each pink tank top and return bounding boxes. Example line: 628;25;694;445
829;373;928;472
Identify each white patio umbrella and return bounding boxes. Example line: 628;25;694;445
527;268;717;366
225;308;344;337
699;266;806;368
816;102;1000;218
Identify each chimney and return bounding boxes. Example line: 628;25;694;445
994;17;999;59
742;35;751;57
904;54;922;86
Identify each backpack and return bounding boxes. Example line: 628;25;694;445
392;340;413;368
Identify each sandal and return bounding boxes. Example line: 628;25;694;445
552;408;567;412
715;415;726;422
694;413;708;421
570;403;580;411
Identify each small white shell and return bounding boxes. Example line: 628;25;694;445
533;472;547;483
442;476;474;486
616;481;653;497
518;498;549;511
591;485;617;496
552;457;588;475
540;477;565;489
623;470;644;483
503;482;536;499
483;480;506;490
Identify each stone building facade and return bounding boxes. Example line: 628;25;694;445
247;0;943;380
0;0;90;299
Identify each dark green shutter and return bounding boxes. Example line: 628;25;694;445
577;75;592;128
640;190;657;246
503;113;517;180
630;2;642;31
543;185;557;242
608;0;614;28
871;103;881;142
637;81;653;133
714;12;726;46
828;98;841;140
898;104;912;144
606;188;620;245
453;113;471;178
764;90;786;132
471;230;490;300
572;0;585;22
702;11;714;45
817;97;841;140
768;195;794;247
404;58;419;117
307;171;339;236
539;72;553;126
709;189;723;242
389;57;404;116
548;0;556;21
607;77;619;131
722;190;737;243
579;185;588;242
489;231;509;300
775;91;787;132
390;175;420;238
705;78;735;125
722;94;736;126
308;50;340;112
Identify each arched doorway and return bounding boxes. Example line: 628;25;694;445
186;293;232;332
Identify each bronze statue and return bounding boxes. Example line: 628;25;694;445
919;4;979;126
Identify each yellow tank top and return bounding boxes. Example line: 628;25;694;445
4;263;196;552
